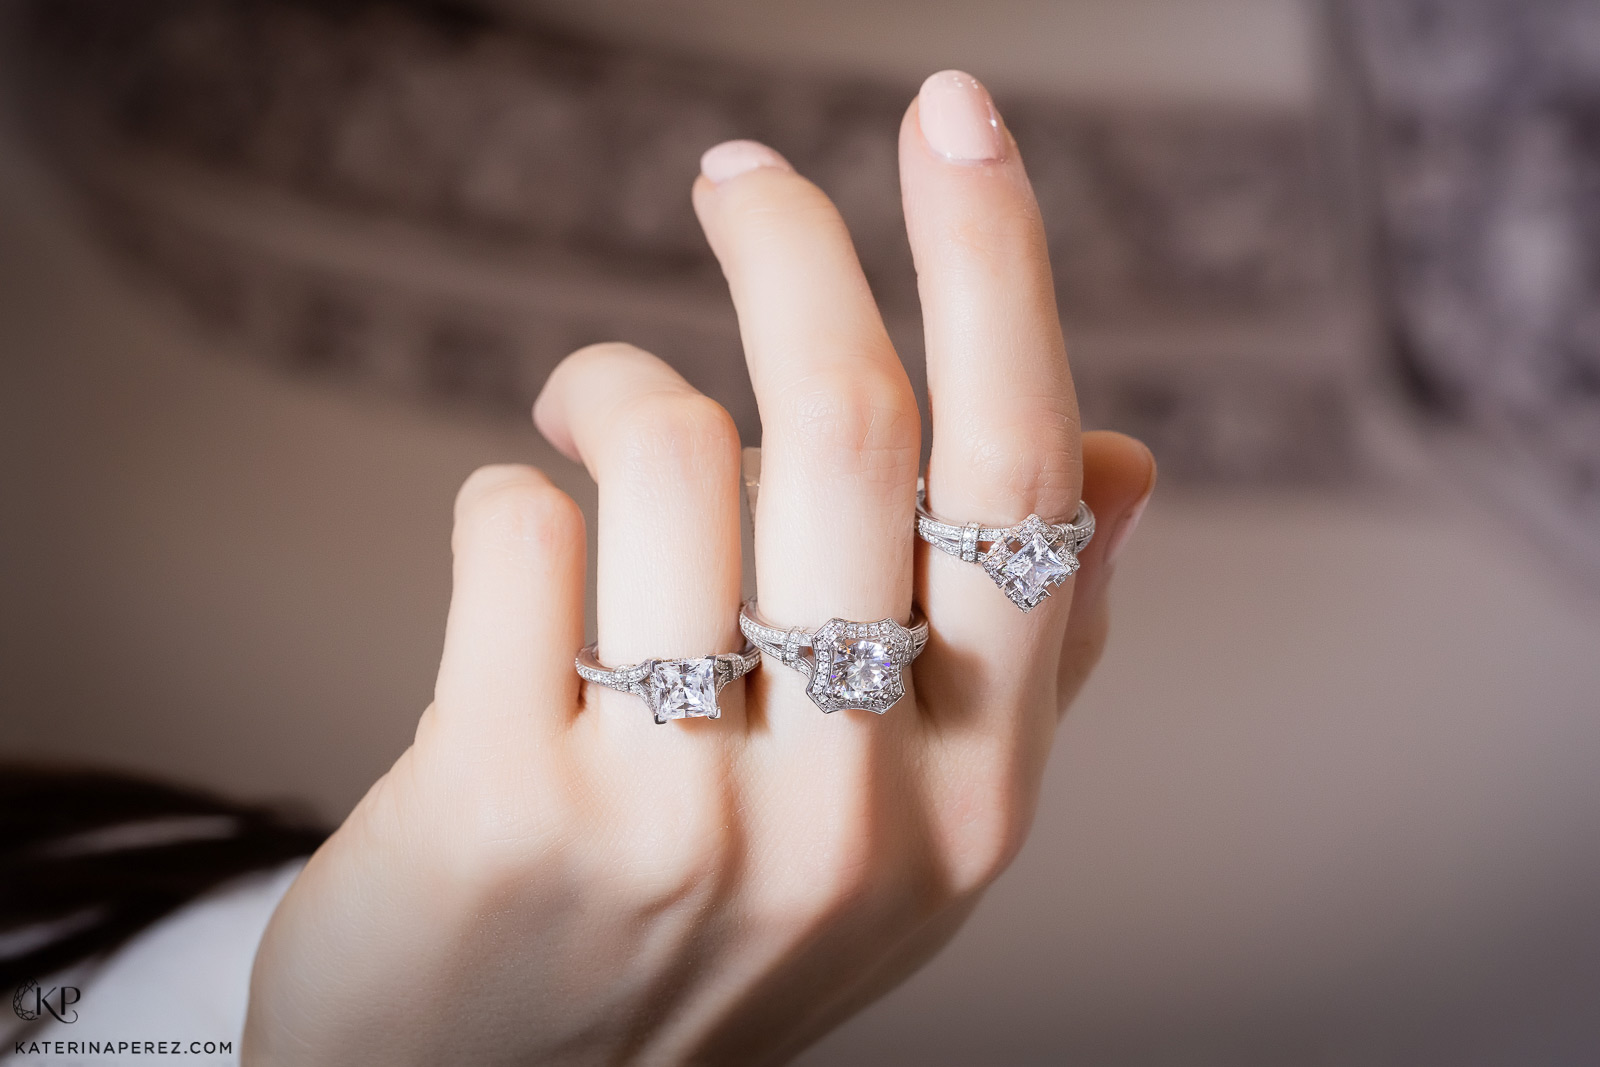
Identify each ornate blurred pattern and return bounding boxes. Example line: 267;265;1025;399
1343;0;1600;575
15;0;1362;483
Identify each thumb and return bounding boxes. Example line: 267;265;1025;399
1057;431;1156;712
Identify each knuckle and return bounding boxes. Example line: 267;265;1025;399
779;367;920;481
454;467;582;556
611;390;741;485
453;768;585;901
752;781;935;929
721;172;844;243
451;834;558;911
804;822;884;915
951;203;1049;273
606;793;737;911
963;414;1080;515
455;463;536;516
400;751;571;905
559;340;656;375
938;776;1032;895
756;832;881;931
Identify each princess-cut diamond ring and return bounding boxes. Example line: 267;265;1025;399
738;600;930;715
915;486;1095;612
574;644;761;724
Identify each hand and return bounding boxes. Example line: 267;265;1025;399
243;70;1155;1066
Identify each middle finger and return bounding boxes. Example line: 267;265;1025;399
692;141;922;702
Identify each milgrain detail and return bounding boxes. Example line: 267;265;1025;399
19;0;1362;485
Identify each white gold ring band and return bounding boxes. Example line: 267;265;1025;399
575;644;760;724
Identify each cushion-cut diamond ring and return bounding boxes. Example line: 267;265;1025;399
574;644;761;724
738;600;929;715
916;486;1094;612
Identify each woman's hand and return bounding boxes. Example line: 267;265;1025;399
243;71;1155;1066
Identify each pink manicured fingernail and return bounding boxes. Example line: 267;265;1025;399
918;70;1005;162
1106;493;1151;566
700;140;792;183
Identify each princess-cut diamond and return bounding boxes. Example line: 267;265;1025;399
993;528;1074;608
646;659;719;722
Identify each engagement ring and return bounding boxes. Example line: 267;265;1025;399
915;486;1094;612
575;644;760;723
738;600;929;714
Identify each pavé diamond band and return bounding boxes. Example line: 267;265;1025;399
916;487;1095;612
575;644;761;724
738;600;929;715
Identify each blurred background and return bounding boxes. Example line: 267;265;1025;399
2;0;1598;1063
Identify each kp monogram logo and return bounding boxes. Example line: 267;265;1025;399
12;979;81;1024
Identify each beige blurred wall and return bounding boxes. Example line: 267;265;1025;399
0;161;594;819
509;0;1317;106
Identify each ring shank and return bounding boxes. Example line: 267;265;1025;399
738;601;931;664
574;643;761;696
915;492;1094;561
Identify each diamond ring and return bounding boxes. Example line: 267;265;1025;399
916;485;1094;612
738;600;929;715
574;644;761;724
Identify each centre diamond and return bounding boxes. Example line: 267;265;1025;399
1000;530;1072;603
824;638;894;702
647;659;719;722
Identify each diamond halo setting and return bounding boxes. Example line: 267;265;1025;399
806;619;913;714
738;602;930;715
915;489;1094;613
981;515;1081;612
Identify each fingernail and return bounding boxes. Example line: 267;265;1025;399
700;140;792;183
1106;492;1151;567
918;70;1005;162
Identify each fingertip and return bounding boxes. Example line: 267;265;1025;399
1105;489;1151;567
453;463;579;546
1126;434;1159;497
440;464;586;731
532;374;580;464
1079;431;1155;568
450;464;586;596
455;463;545;522
699;139;792;184
915;69;1006;163
538;343;681;465
1081;431;1156;515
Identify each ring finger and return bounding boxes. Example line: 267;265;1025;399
534;342;746;738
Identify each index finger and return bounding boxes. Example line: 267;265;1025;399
903;70;1081;532
901;72;1083;686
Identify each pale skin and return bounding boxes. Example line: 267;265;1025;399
243;71;1157;1066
